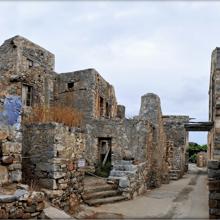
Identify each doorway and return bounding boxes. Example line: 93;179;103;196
95;138;112;177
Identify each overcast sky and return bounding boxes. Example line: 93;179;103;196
1;1;219;144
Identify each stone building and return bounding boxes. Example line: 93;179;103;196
0;36;190;216
208;47;220;219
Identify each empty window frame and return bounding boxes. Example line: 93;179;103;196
22;84;33;107
106;102;110;117
67;82;74;89
99;97;104;117
27;59;34;68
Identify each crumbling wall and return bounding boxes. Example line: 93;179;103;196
54;69;118;120
163;115;189;180
0;187;45;219
22;122;85;213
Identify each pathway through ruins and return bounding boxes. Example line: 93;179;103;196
77;164;208;219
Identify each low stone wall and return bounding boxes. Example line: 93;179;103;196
0;185;44;219
109;160;148;200
22;122;86;214
208;160;220;219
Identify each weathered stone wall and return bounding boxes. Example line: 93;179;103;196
208;48;220;218
0;35;54;73
0;186;44;219
109;160;148;200
55;69;118;120
0;36;56;120
139;93;169;187
22;122;85;212
209;48;220;160
163;115;189;179
84;116;154;170
208;160;220;219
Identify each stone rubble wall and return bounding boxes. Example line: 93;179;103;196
0;186;45;219
163;115;189;180
22;122;85;213
208;160;220;219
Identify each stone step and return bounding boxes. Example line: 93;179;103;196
85;195;127;206
113;160;133;165
113;164;137;171
110;170;136;177
84;184;117;194
83;190;120;200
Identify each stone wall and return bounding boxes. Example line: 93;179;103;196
22;122;85;213
55;69;118;120
139;93;169;187
109;160;148;200
208;48;220;218
208;160;220;219
0;36;55;120
209;47;220;160
0;185;44;219
163;115;189;180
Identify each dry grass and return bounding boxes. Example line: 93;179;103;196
23;105;83;127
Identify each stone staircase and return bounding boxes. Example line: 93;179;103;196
83;177;126;206
108;160;138;187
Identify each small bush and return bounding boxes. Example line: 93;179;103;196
95;161;112;178
23;105;83;127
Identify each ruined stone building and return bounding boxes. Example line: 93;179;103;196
0;36;190;218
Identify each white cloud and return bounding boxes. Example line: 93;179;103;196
0;1;218;143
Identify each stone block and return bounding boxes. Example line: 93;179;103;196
15;189;29;199
10;170;22;182
210;208;220;216
210;192;220;200
2;142;22;155
208;169;220;179
0;195;16;203
0;165;8;184
8;163;22;171
208;160;220;170
209;180;220;191
119;177;130;188
36;162;53;172
210;199;218;208
1;155;14;164
40;178;57;190
51;172;66;179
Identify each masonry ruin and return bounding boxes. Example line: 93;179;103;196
0;35;202;218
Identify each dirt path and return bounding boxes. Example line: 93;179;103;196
77;164;209;219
